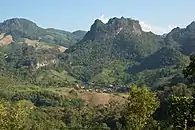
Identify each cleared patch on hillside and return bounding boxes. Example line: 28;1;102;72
0;34;13;47
0;76;127;106
80;91;125;105
24;38;67;52
58;46;67;52
24;39;39;47
24;39;53;49
47;87;127;106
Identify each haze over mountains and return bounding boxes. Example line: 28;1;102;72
0;17;194;88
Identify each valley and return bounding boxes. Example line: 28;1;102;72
0;17;195;129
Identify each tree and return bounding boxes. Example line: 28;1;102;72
169;96;195;130
124;85;160;130
0;100;34;130
183;55;195;85
167;56;195;129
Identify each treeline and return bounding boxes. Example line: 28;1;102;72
0;84;194;130
0;49;195;129
0;86;159;130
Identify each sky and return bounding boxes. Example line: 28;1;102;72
1;0;195;34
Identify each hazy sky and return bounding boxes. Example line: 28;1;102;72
1;0;195;34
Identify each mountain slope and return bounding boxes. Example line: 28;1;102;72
0;18;86;47
165;21;195;55
0;18;86;87
129;47;189;73
59;17;166;85
58;17;195;87
72;30;87;40
1;17;195;88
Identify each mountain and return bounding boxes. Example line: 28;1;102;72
0;18;87;86
59;17;165;85
165;21;195;55
0;18;42;40
0;17;195;88
58;17;194;87
72;30;87;40
0;18;86;47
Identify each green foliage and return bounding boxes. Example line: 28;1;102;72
72;30;87;40
36;69;77;87
62;99;125;130
124;85;160;130
132;47;189;72
58;17;191;87
90;61;134;85
1;43;77;86
11;89;84;107
169;96;195;129
0;100;34;130
26;107;67;130
1;17;195;130
162;55;195;129
166;22;195;55
0;17;194;88
0;18;86;47
183;55;195;85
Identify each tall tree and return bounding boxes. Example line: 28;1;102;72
183;55;195;85
169;96;195;130
124;85;160;130
0;100;34;130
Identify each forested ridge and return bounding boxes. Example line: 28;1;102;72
0;17;195;129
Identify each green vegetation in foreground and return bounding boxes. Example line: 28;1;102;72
0;75;160;129
0;54;195;129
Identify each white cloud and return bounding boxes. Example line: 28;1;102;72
139;21;152;32
96;14;109;23
140;21;177;35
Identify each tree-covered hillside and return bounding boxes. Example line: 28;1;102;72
58;17;194;87
0;17;195;88
0;17;195;129
0;18;86;47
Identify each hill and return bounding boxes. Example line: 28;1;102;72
58;17;194;87
0;17;195;129
0;18;87;86
0;18;86;47
0;17;195;88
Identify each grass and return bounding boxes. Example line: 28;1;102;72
36;69;77;84
0;76;127;106
47;87;127;106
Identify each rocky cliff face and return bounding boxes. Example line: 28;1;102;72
83;17;143;42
